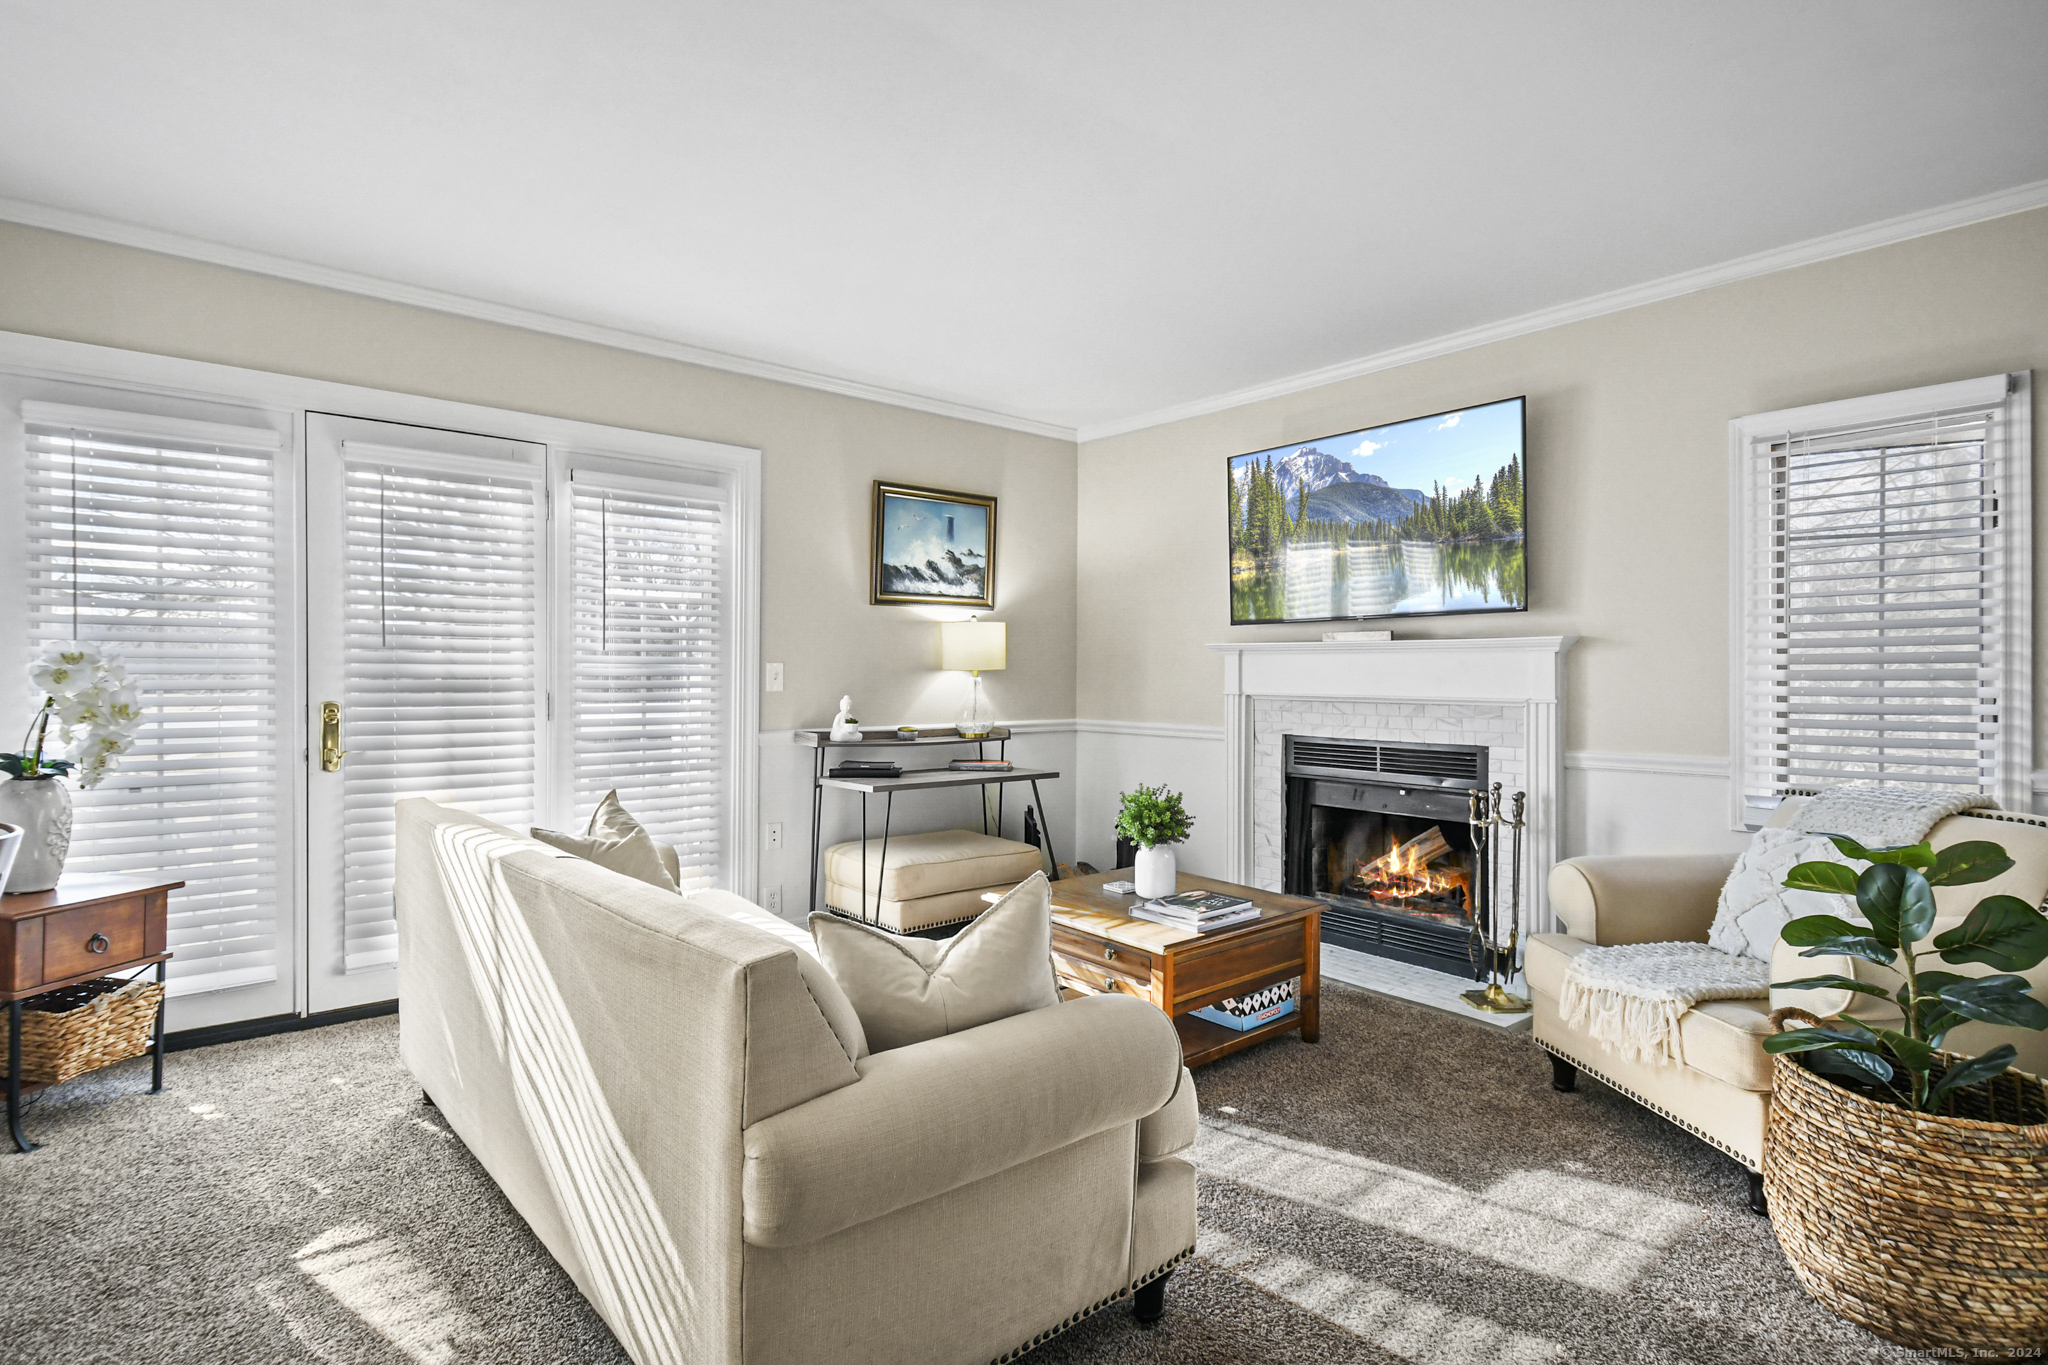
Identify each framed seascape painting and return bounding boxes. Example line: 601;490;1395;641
1227;396;1527;624
871;481;997;607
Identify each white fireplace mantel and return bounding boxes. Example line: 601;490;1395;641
1208;635;1577;931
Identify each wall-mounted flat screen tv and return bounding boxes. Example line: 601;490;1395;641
1228;396;1526;624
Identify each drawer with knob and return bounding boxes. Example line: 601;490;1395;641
43;900;148;982
1051;926;1152;989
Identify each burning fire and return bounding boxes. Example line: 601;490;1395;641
1350;824;1470;909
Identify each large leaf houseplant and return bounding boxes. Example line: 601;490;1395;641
1760;835;2048;1350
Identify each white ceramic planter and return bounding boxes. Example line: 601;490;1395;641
0;777;72;893
1134;843;1177;899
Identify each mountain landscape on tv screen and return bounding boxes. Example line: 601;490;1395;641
1227;398;1525;622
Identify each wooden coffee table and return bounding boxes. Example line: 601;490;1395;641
1048;869;1319;1068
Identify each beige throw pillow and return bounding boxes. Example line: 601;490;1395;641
531;790;678;892
809;872;1061;1053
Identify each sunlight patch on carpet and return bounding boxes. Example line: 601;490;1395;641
295;1224;484;1365
1196;1118;1703;1293
1203;1226;1560;1364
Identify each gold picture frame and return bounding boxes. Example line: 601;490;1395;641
871;481;997;607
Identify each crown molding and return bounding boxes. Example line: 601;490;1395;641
1076;177;2048;444
0;195;1077;443
9;175;2045;452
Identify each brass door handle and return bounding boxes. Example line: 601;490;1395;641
320;701;347;772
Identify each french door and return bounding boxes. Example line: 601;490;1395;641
301;415;735;1013
4;354;750;1031
304;414;549;1012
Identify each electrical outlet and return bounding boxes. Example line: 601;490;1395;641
765;885;783;914
765;663;784;692
766;822;783;850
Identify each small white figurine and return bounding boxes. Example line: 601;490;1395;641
829;695;863;743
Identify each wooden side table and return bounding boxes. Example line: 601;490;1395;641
2;874;181;1153
1048;870;1320;1068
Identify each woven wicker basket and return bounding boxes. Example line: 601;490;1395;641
1;976;164;1085
1764;1043;2048;1351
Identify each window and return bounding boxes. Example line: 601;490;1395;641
23;402;290;999
1730;373;2033;826
565;467;728;890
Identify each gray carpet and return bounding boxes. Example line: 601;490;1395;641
0;983;1911;1364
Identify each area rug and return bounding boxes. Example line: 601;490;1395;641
0;983;1910;1363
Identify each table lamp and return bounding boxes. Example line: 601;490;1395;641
940;617;1006;738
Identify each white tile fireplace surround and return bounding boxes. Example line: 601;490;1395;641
1209;637;1576;936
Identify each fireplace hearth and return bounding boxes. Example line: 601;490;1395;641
1283;735;1491;979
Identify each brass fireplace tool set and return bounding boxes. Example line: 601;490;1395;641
1463;783;1531;1014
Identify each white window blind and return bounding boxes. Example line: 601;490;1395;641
339;449;539;972
569;470;726;890
22;402;285;998
1732;374;2032;824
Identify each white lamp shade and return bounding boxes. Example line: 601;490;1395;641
940;620;1007;672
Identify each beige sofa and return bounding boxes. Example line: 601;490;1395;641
394;799;1197;1365
1530;807;2048;1213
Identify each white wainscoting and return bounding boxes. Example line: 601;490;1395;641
756;722;2048;926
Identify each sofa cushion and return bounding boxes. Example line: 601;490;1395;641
531;790;677;892
824;828;1043;901
810;872;1060;1053
1529;933;1772;1090
1679;1000;1775;1092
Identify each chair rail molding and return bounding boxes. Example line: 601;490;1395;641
1208;636;1576;929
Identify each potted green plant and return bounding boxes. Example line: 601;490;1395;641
1761;835;2048;1350
0;643;142;893
1116;784;1194;899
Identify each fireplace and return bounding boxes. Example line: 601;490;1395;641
1282;735;1491;979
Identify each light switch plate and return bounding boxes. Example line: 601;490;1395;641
765;662;784;691
766;822;783;850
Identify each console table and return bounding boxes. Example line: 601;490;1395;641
795;728;1060;917
3;874;181;1153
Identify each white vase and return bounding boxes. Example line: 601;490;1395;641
1134;843;1177;899
0;777;72;894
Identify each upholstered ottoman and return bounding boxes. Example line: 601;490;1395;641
824;828;1045;932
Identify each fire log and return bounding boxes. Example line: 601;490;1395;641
1360;825;1451;879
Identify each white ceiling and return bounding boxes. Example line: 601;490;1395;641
2;1;2045;438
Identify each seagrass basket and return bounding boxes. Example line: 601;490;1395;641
1;976;164;1085
1763;1043;2048;1351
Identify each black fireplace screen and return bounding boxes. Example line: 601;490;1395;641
1283;736;1491;978
1307;805;1478;927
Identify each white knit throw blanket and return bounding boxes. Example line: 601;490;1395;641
1558;942;1770;1066
1790;782;1993;848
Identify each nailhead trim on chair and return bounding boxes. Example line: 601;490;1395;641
1538;1038;1763;1173
983;1246;1197;1364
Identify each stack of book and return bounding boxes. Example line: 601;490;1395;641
1128;888;1259;933
829;758;902;779
947;758;1012;772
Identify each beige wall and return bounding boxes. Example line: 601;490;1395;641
0;221;1078;734
1077;206;2048;757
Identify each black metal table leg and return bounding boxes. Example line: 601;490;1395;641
1030;779;1058;877
151;959;166;1094
859;793;869;925
7;999;34;1154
